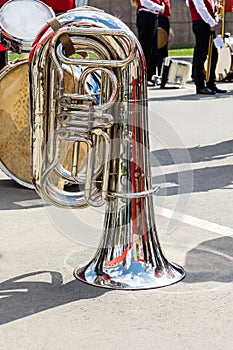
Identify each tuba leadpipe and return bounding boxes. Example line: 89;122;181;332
206;31;215;82
215;0;225;39
29;7;185;289
206;0;225;81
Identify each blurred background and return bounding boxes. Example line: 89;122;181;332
83;0;233;48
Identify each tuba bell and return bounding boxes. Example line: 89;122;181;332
29;6;185;289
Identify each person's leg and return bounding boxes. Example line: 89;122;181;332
157;16;170;76
148;15;159;81
137;11;157;82
206;44;227;93
192;20;209;91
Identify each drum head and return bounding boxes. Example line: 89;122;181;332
215;45;232;81
0;60;89;189
0;0;54;41
0;60;32;187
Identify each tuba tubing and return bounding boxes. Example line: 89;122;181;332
29;7;185;289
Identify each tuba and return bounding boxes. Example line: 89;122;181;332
29;6;185;289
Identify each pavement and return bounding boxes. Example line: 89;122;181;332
1;78;233;350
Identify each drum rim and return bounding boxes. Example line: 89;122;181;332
0;0;55;42
0;160;34;189
215;44;233;81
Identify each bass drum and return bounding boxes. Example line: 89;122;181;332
0;59;33;188
215;36;233;82
0;59;99;189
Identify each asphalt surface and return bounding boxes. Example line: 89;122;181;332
1;78;233;349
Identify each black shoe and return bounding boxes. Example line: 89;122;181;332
196;87;216;95
207;85;227;93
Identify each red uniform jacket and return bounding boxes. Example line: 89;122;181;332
0;0;76;51
159;0;170;17
225;0;233;12
42;0;75;13
188;0;215;21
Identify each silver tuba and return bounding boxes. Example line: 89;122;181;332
29;6;185;289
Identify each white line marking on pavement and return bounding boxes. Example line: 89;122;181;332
0;289;28;298
155;206;233;237
14;199;45;207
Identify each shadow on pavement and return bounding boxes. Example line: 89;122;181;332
0;179;45;210
148;85;233;102
0;271;108;325
184;236;233;283
153;164;233;195
151;139;233;167
151;139;233;195
0;236;233;325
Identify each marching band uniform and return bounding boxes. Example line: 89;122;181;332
135;0;165;86
42;0;75;14
188;0;227;94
